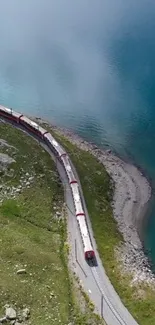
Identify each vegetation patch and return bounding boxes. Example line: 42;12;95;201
0;122;105;325
44;125;155;325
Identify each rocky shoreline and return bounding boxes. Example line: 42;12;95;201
36;117;155;286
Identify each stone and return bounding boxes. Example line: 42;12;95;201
16;269;26;275
106;149;112;154
28;176;34;181
0;316;7;323
5;307;16;320
15;189;21;193
0;153;15;166
10;321;16;325
4;304;9;309
22;307;30;320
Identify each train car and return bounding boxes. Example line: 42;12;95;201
77;215;95;260
71;182;85;217
19;116;48;139
61;155;77;185
44;133;66;158
71;181;95;260
0;106;23;122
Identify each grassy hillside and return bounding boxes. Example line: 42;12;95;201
0;121;105;325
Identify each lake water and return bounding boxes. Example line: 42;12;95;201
0;1;155;266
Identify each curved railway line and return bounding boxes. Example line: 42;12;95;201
0;105;139;325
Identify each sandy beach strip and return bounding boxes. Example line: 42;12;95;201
35;118;154;285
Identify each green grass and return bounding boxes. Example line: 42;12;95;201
43;125;155;325
0;122;105;325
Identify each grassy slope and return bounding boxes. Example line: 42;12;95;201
0;122;104;325
46;126;155;325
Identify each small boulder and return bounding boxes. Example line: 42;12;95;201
15;189;21;193
22;307;30;320
28;176;34;181
5;307;16;320
16;269;26;275
0;316;7;323
10;321;16;325
106;149;112;154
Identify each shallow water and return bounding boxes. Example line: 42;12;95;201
0;1;155;266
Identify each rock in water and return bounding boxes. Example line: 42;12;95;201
5;307;16;320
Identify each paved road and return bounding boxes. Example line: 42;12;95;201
0;117;139;325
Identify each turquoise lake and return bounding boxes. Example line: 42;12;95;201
0;1;155;266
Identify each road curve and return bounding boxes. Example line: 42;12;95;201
0;116;139;325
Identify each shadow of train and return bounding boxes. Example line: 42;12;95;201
87;256;98;267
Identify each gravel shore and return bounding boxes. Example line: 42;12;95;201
36;118;155;285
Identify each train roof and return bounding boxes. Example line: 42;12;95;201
0;106;22;118
77;216;92;250
71;182;84;213
0;105;11;112
20;116;47;134
44;133;66;156
62;156;76;181
72;185;80;202
44;133;59;146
